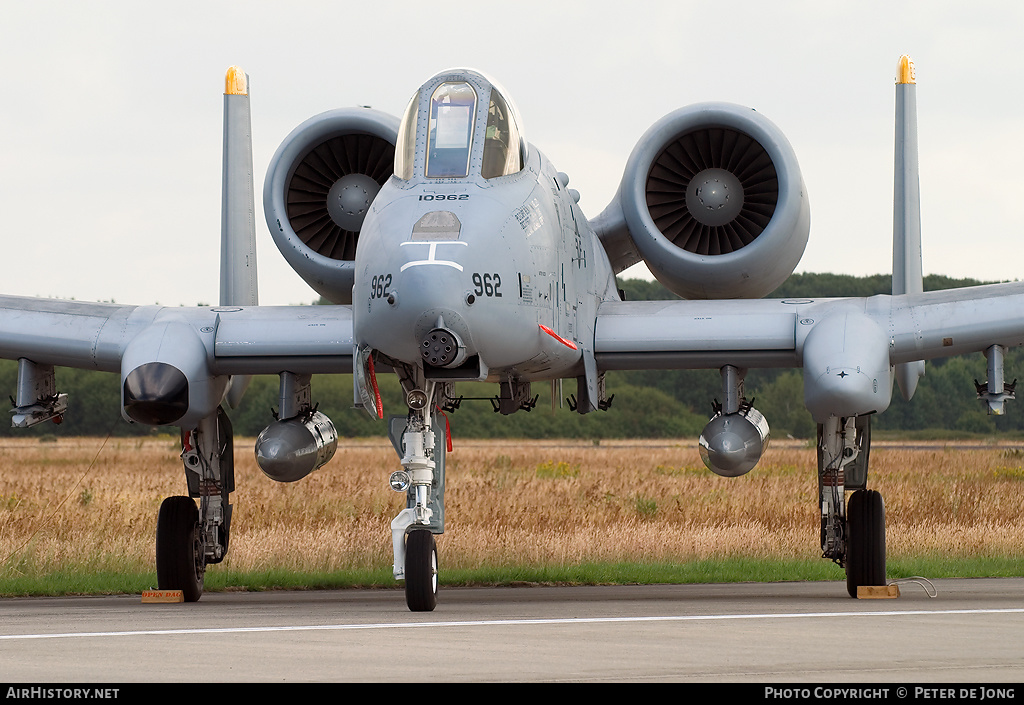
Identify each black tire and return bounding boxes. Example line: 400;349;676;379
156;496;204;602
846;489;885;598
405;529;438;612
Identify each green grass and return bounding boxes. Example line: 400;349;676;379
0;570;159;597
2;556;1021;597
886;556;1024;580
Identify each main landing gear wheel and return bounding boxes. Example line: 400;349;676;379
405;529;438;612
156;496;205;602
846;489;886;598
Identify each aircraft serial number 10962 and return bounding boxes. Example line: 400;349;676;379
2;58;1022;611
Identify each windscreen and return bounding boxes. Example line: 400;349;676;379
394;90;420;180
426;82;477;178
482;88;524;179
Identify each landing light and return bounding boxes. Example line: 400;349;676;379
390;470;412;492
407;388;429;410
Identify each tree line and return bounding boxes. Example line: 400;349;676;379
0;272;1019;439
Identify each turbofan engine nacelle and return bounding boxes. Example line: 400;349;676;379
699;406;771;477
254;410;339;483
595;103;809;299
264;108;400;304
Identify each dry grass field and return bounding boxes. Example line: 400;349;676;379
2;436;1023;587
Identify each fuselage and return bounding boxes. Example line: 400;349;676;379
352;69;617;383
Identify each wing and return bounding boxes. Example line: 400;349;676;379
0;295;353;373
594;297;800;371
595;280;1024;421
0;294;353;428
0;296;141;372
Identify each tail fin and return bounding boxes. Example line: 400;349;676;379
220;66;258;407
893;55;926;400
220;66;258;307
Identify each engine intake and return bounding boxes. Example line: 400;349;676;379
264;108;400;303
596;103;809;299
649;130;777;255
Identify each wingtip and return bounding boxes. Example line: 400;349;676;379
896;55;916;85
225;66;248;95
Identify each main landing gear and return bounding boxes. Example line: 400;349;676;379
155;407;235;601
818;415;886;597
155;496;204;602
846;488;885;596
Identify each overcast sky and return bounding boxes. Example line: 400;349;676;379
2;1;1022;306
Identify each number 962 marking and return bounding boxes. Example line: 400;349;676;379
472;272;502;298
370;274;392;299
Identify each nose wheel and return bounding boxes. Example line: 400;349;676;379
405;529;438;611
383;372;447;611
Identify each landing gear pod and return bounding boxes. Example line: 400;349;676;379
120;320;227;429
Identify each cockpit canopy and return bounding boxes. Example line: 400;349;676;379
395;69;526;181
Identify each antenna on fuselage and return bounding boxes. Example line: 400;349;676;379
893;55;926;401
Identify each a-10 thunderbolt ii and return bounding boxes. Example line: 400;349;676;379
1;57;1021;611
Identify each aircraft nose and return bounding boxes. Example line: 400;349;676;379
354;205;539;370
359;261;480;367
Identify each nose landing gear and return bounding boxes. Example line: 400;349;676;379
386;378;447;611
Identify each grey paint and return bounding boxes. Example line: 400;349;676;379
220;89;258;309
892;77;926;400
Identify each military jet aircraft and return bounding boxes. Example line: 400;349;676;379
2;57;1022;611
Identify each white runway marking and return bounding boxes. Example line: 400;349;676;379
3;607;1023;641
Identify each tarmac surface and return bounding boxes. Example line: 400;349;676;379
1;578;1023;682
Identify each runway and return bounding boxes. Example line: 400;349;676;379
1;578;1023;682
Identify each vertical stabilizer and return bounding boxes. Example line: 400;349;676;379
892;55;926;400
220;66;258;307
221;67;257;407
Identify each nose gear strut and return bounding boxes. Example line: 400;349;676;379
386;377;447;611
